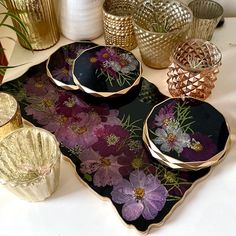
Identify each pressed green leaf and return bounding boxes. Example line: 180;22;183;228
0;11;29;34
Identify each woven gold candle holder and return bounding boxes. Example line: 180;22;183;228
0;92;23;141
103;0;138;51
133;0;192;69
167;39;222;100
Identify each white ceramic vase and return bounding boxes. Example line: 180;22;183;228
60;0;104;40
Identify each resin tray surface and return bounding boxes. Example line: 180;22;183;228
0;60;212;233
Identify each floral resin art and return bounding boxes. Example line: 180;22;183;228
0;58;216;233
73;45;141;97
47;41;98;89
145;98;229;170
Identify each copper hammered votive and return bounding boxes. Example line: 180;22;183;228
0;92;23;140
0;127;61;201
103;0;138;51
167;39;222;100
133;0;192;69
188;0;223;41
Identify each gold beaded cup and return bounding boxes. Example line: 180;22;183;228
103;0;138;51
133;0;193;69
167;39;222;100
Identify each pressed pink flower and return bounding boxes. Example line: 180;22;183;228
80;148;123;187
55;93;89;117
25;74;55;96
92;124;129;156
55;111;102;149
153;101;175;128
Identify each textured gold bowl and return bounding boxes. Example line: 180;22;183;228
133;0;192;69
0;92;23;140
0;127;61;201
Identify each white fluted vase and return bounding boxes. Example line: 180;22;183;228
60;0;104;40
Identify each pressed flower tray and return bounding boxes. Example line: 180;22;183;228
0;60;218;234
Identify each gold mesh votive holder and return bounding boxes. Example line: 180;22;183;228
167;39;222;100
188;0;223;41
0;92;23;141
0;127;61;201
133;0;192;69
103;0;138;51
6;0;60;50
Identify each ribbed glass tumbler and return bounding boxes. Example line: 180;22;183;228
6;0;60;50
167;39;222;100
103;0;138;51
188;0;223;41
133;0;192;69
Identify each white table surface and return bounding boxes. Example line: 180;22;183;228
1;17;236;236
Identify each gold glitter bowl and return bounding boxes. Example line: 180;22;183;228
167;39;222;100
0;92;23;140
133;0;192;69
0;127;61;201
103;0;138;50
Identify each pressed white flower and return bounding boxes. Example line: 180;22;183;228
153;126;190;154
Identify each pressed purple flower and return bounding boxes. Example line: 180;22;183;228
25;75;54;96
154;102;175;128
182;132;218;161
88;104;120;124
80;148;123;187
51;66;71;84
92;124;129;156
118;148;150;176
153;126;190;154
55;93;89;117
111;170;168;221
95;47;116;63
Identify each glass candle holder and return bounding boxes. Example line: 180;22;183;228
133;0;192;69
6;0;60;50
0;127;61;201
0;92;23;140
167;39;222;100
103;0;138;51
188;0;223;41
